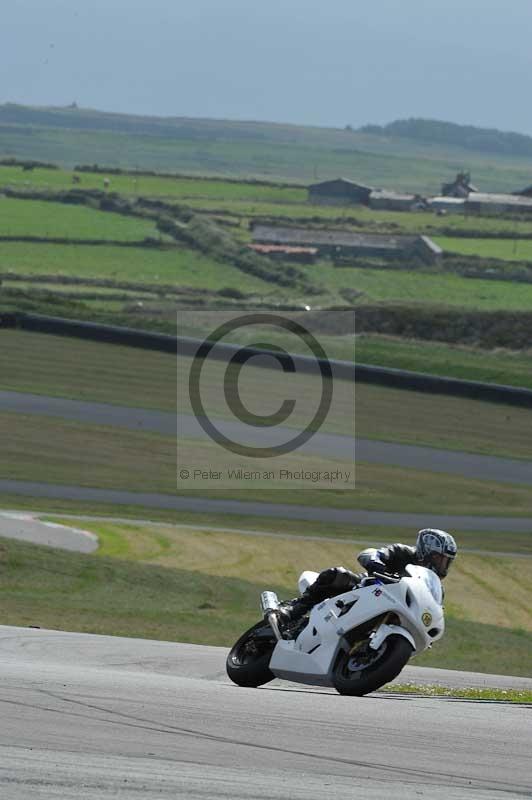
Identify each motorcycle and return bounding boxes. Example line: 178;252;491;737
226;564;444;696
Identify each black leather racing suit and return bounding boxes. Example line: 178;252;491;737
300;543;419;606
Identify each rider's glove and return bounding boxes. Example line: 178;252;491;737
364;558;386;575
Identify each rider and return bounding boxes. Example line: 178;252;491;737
281;529;457;624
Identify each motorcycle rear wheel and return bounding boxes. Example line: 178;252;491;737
332;634;412;696
226;621;276;688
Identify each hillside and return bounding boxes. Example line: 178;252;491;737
360;118;532;158
2;104;532;193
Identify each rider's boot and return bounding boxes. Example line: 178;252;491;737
278;591;315;626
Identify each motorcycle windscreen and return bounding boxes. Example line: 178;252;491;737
424;569;443;605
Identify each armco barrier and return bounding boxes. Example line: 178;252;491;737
3;311;532;408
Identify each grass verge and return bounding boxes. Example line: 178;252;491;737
2;330;532;460
4;411;532;514
380;685;532;702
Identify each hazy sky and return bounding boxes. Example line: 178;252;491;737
3;0;532;133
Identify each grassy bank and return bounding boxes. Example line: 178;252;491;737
0;527;530;676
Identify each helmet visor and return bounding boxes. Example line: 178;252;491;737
429;553;453;578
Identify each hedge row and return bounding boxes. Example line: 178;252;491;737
73;164;303;189
309;304;532;349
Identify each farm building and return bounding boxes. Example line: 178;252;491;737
428;196;466;214
307;178;374;205
441;171;478;198
514;185;532;197
369;190;426;212
464;192;532;215
251;224;442;264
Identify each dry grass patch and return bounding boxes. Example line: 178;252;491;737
58;520;532;634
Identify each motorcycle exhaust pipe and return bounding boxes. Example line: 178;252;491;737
260;591;283;641
261;591;280;615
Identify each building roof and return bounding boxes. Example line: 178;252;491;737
513;185;532;196
429;196;466;206
465;192;532;208
252;224;418;250
248;244;318;255
419;235;443;256
308;178;374;192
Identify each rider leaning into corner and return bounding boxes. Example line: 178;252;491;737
281;528;458;625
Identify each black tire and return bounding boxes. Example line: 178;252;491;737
226;620;276;688
332;634;413;696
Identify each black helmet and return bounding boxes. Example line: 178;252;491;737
416;529;457;578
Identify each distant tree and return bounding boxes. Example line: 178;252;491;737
358;118;532;157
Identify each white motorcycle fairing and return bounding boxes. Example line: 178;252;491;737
269;565;444;687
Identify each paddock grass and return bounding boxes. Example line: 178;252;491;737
0;241;271;292
0;197;159;240
0;165;306;203
0;530;530;676
303;260;532;310
435;236;532;262
4;164;532;237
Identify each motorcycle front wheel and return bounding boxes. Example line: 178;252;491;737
226;620;277;688
332;634;413;696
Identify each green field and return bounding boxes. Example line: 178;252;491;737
4;164;532;239
355;335;532;389
6;242;532;314
0;165;306;203
302;261;532;309
0;241;271;292
0;197;158;240
435;236;532;262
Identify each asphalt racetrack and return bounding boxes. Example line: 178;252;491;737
0;626;531;799
3;389;532;485
4;390;532;531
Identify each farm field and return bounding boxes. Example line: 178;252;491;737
303;261;532;309
0;165;306;202
2;154;532;384
0;197;158;240
4;164;532;239
6;242;532;310
435;236;532;261
0;241;272;292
